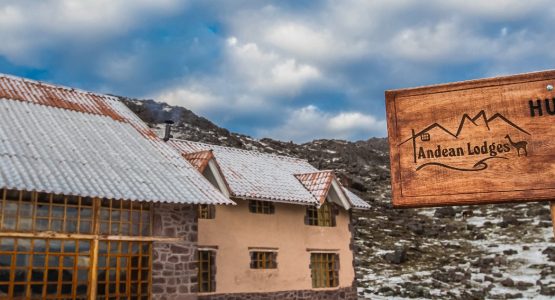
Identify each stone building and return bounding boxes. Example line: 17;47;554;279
169;140;371;300
0;74;234;300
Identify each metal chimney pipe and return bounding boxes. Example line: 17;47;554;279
163;120;174;142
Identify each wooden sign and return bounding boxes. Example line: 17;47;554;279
386;70;555;208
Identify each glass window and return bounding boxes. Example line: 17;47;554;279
99;199;151;237
0;238;90;298
0;189;155;300
310;253;339;288
97;241;151;299
0;190;94;234
197;205;215;219
306;202;335;227
198;251;215;293
248;200;274;214
249;251;277;269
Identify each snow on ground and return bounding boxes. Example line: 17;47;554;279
356;202;555;299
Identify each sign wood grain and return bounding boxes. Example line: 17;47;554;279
386;70;555;208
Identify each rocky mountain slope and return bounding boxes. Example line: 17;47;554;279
121;97;555;300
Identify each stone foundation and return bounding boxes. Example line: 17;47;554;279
198;285;357;300
151;203;198;300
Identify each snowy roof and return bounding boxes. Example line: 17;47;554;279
342;187;371;210
169;139;371;209
0;74;234;205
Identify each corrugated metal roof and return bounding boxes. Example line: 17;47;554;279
0;74;234;205
169;139;370;209
342;188;371;210
182;150;214;173
294;171;335;205
0;74;157;139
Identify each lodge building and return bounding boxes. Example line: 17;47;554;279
0;74;234;299
169;140;370;299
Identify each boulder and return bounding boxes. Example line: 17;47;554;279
383;247;407;264
434;207;456;218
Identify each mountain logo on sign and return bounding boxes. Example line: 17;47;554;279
399;110;531;172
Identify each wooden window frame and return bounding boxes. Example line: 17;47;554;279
197;250;215;293
305;202;336;227
310;252;339;288
249;251;277;269
248;200;275;214
0;189;178;300
197;205;215;219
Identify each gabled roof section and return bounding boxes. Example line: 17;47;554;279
169;139;371;210
342;188;371;210
182;150;214;173
294;171;335;205
0;74;234;205
169;139;319;205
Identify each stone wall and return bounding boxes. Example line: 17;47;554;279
198;285;357;300
151;203;198;300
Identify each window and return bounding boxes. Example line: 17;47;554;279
305;202;335;227
250;251;277;269
98;199;151;236
198;250;215;293
96;241;151;298
0;189;154;300
0;191;94;234
197;205;215;219
248;200;274;214
0;238;90;298
310;253;339;288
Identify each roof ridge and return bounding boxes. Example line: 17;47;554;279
171;138;310;163
0;73;118;101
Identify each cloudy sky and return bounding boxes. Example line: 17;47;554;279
1;0;554;142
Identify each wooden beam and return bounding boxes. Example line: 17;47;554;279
89;239;99;299
89;198;100;300
0;231;181;242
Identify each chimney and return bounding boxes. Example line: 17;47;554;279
163;120;174;142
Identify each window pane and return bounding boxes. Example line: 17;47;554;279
36;219;49;231
0;238;91;298
0;254;11;268
79;221;92;234
36;205;49;217
2;217;16;230
4;202;17;215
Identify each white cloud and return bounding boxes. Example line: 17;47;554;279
155;82;224;114
264;22;368;64
389;20;499;63
0;0;186;64
259;105;386;143
150;35;322;120
226;36;321;96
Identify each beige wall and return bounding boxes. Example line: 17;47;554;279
198;199;354;294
